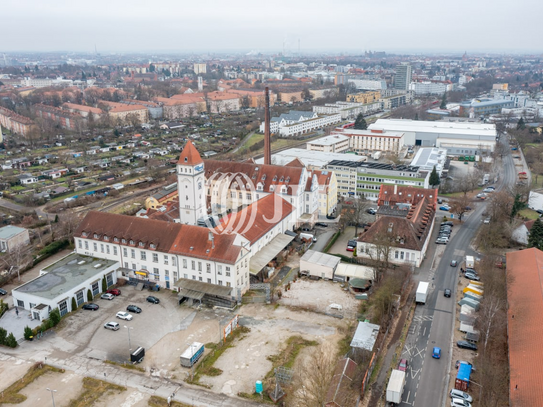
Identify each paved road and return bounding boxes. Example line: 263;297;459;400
400;141;516;407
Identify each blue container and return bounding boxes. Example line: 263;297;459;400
255;380;263;394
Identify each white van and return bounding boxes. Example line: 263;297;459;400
300;233;317;243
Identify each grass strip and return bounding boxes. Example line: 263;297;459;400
105;359;145;372
148;395;191;407
67;377;126;407
0;363;64;404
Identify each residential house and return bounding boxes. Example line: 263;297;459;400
0;225;30;253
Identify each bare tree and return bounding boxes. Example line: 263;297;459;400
288;342;337;407
449;195;472;221
0;244;32;281
57;210;81;242
455;172;480;196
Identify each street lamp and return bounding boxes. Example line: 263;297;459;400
46;388;57;407
124;326;133;352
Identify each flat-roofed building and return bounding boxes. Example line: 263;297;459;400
336;128;405;154
307;134;350;153
0;225;30;252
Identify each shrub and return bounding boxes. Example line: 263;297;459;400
0;300;8;319
6;333;17;348
101;277;107;292
71;297;77;311
24;326;33;340
87;289;93;302
0;327;7;345
49;309;61;326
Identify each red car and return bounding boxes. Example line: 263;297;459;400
398;358;408;372
346;246;355;252
106;289;121;296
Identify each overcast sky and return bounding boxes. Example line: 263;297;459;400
2;0;542;54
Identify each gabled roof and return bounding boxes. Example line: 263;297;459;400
507;248;543;406
285;158;305;168
378;185;437;209
218;193;294;244
74;211;241;264
178;140;203;166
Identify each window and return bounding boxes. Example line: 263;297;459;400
226;266;231;277
113;247;117;256
106;245;110;254
218;280;223;286
395;251;399;259
104;235;109;241
139;242;144;247
198;276;202;282
78;240;82;249
123;248;128;257
124;262;128;268
198;262;202;272
207;278;211;283
132;263;136;270
130;240;134;245
183;259;187;268
218;265;222;275
153;268;160;281
183;273;188;279
165;270;169;276
84;241;89;250
172;257;176;266
191;261;195;270
153;253;158;263
192;275;196;280
140;251;146;261
94;233;99;239
100;244;104;253
114;237;119;243
174;272;178;280
164;255;169;265
226;282;231;287
93;242;98;251
131;249;135;259
206;264;211;273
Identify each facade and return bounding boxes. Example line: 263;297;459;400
381;93;410;109
348;79;387;91
12;253;118;320
176;141;207;226
325;160;429;201
394;64;412;91
225;88;277;109
193;63;207;74
0;225;30;252
409;81;453;95
369;119;497;148
120;100;163;119
0;106;34;136
356;185;437;268
157;97;200;119
336;128;405;154
260;110;341;137
33;104;82;130
346;91;381;104
313;101;382;120
62;103;104;119
100;101;149;124
306;134;350;153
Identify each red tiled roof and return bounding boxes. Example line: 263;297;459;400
218;193;294;244
507;248;543;406
63;103;103;115
74;211;241;264
178;140;203;166
285;158;305;168
378;185;438;209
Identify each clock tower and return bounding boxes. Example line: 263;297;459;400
176;141;206;225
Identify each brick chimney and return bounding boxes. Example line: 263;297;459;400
264;87;271;165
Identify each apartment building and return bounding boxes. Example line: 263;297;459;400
336;128;405;154
0;106;34;137
347;91;381;104
99;101;149;124
313;101;382;120
409;81;453;95
306;134;350;153
394;64;412;91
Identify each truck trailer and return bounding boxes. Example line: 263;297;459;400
386;369;406;405
416;282;429;304
180;342;205;368
465;255;475;269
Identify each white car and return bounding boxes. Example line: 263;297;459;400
451;397;472;407
104;322;120;331
116;311;133;321
450;389;473;403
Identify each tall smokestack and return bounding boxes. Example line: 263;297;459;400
264;87;271;165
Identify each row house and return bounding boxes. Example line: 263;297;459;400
0;106;34;137
33;104;82;130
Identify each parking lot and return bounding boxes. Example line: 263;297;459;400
55;286;193;363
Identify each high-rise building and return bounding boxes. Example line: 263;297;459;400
394;63;412;91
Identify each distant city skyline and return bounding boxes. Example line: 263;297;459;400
2;0;543;54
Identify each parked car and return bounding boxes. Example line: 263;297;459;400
0;288;7;295
432;347;441;359
483;187;494;193
146;296;160;304
315;222;328;227
366;208;377;215
436;237;449;244
451;398;472;407
464;206;472;211
106;289;121;296
483;218;491;224
116;311;133;321
444;289;452;298
476;193;487;200
348;240;357;247
437;198;443;204
457;340;478;351
441;221;454;227
398;358;409;372
465;272;480;281
101;293;115;300
104;322;120;331
82;303;99;311
450;260;458;267
127;305;142;313
439;205;451;211
346;246;355;252
450;389;473;403
465;268;477;274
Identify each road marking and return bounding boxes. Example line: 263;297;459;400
422;327;426;336
413;315;433;322
410;369;420;380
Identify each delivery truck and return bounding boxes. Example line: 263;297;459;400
180;342;205;368
416;282;429;304
386;369;406;405
465;255;475;269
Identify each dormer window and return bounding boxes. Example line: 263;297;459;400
150;243;156;249
279;176;284;182
129;240;134;245
270;185;275;192
139;242;145;247
104;235;109;241
184;157;187;162
82;232;88;237
261;174;267;181
273;176;277;181
286;177;290;183
122;239;127;244
114;237;119;243
94;233;99;239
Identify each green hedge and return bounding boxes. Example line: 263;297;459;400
323;230;341;253
33;239;70;266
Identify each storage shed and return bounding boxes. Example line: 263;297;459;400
299;250;341;280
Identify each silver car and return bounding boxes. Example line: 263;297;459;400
104;322;120;331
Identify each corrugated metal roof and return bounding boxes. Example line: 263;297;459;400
249;233;295;274
350;321;380;351
300;250;341;269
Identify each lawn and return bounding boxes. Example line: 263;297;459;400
519;208;540;220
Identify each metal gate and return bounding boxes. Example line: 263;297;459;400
92;282;99;296
76;290;84;306
58;300;68;317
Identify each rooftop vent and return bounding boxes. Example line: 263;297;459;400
190;246;194;251
77;261;86;265
94;264;102;268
